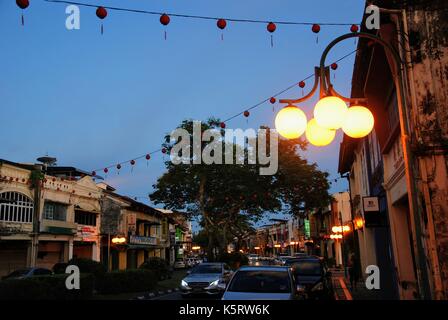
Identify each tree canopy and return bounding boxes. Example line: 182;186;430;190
150;118;331;259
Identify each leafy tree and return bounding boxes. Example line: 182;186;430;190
150;118;331;259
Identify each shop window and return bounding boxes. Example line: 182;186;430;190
43;202;67;221
75;210;97;226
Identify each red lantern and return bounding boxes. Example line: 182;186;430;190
331;63;338;70
217;18;227;40
160;14;170;40
16;0;29;26
267;22;276;33
91;171;96;176
116;164;121;174
96;6;107;19
217;19;226;30
130;160;136;166
350;24;359;33
160;14;170;26
96;7;107;34
16;0;29;9
161;148;167;154
267;22;276;47
270;97;276;104
103;168;108;174
220;122;226;129
299;81;306;88
243;110;250;117
146;154;151;160
312;24;320;33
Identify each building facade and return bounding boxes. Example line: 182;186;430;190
339;0;448;299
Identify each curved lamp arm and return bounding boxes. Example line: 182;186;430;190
279;67;320;105
319;32;403;97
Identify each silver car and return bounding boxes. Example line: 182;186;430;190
222;266;297;300
180;262;233;298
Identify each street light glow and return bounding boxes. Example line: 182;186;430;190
313;96;348;130
305;118;336;146
342;105;375;138
111;236;126;244
275;105;308;139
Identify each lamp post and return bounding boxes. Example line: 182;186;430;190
278;31;431;299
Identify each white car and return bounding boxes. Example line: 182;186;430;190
174;259;186;269
222;266;298;300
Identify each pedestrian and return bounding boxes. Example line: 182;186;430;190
348;252;360;291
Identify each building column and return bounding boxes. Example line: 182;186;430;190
68;239;74;261
92;241;100;262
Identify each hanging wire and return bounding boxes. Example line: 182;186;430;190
92;49;358;173
44;0;358;26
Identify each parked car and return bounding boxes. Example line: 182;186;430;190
180;262;233;298
2;267;53;280
174;259;186;269
276;256;294;265
222;266;298;300
282;255;313;266
247;254;259;265
291;257;334;300
186;258;200;268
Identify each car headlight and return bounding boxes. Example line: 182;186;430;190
181;280;189;288
311;282;324;292
209;280;219;287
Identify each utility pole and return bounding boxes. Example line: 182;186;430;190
30;164;43;267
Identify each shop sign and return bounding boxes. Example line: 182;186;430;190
304;219;311;239
129;235;157;246
127;213;137;235
77;226;97;242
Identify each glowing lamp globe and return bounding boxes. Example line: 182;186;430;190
313;96;348;130
275;105;307;139
342;106;374;138
305;118;336;146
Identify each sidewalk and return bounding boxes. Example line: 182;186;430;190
331;268;383;300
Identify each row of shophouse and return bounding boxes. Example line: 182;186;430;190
336;0;448;300
244;192;353;267
0;158;192;277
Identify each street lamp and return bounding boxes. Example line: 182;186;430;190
277;63;374;145
274;105;307;139
305;118;336;147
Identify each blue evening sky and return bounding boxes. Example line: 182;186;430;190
0;0;364;226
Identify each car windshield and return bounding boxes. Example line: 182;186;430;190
7;269;30;277
191;264;221;274
228;270;291;293
292;260;322;276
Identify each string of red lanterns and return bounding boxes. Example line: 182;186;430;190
42;0;360;37
90;48;359;177
15;1;361;178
